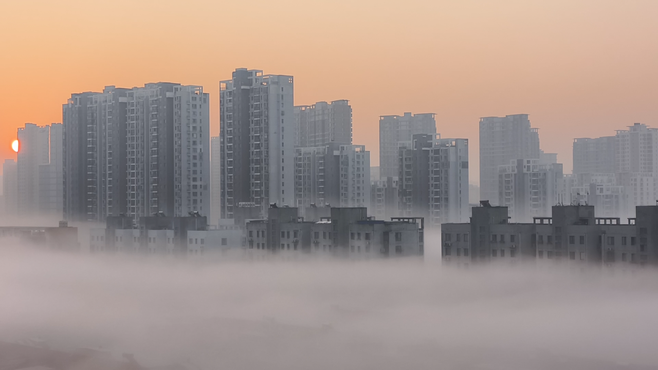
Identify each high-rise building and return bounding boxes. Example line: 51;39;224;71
379;113;436;179
63;87;128;222
498;159;563;222
210;136;221;226
17;123;50;217
64;83;208;222
398;134;469;227
295;143;370;210
371;176;399;220
125;83;209;219
220;68;295;219
572;136;616;175
39;123;64;219
294;100;352;147
2;160;18;216
479;114;540;205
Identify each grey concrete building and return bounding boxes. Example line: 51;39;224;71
63;83;208;222
2;159;18;216
371;176;399;221
211;136;221;226
398;134;469;227
442;202;658;268
17;123;50;217
572;136;616;175
295;100;352;147
245;206;424;258
379;112;436;179
479;114;540;205
220;69;295;219
294;143;370;210
498;159;563;222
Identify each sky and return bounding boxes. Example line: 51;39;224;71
1;0;657;181
3;246;658;369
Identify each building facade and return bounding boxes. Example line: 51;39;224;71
370;176;399;220
63;83;208;222
379;112;436;179
294;100;352;147
294;143;370;210
2;160;18;216
211;136;221;226
220;69;295;219
498;159;563;222
17;123;50;217
398;134;469;227
479;114;540;205
442;203;658;269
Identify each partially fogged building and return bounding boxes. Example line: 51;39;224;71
398;134;469;227
479;114;540;205
17;123;50;217
379;113;436;179
498;159;563;222
63;83;209;222
220;69;295;219
295;100;352;147
295;143;370;210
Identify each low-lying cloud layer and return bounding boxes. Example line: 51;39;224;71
2;243;658;370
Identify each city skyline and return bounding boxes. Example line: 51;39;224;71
2;1;658;181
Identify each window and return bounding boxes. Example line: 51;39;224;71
200;239;205;245
569;236;575;245
293;230;298;238
464;234;469;242
464;248;469;256
395;245;402;254
491;234;497;243
510;249;516;258
622;236;627;246
547;251;554;259
580;236;585;245
286;231;290;238
351;232;355;240
607;236;614;246
395;232;402;242
538;235;544;244
249;230;253;237
500;235;505;243
569;251;575;260
456;234;461;242
456;248;461;256
314;232;319;239
547;235;553;244
221;238;227;246
510;235;516;243
631;237;636;245
444;233;451;242
492;249;497;257
500;249;505;257
640;244;646;252
357;232;361;240
365;233;371;241
444;245;451;256
281;231;285;238
323;231;327;239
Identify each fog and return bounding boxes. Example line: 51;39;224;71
2;242;658;370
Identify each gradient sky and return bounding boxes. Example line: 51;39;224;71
1;0;657;182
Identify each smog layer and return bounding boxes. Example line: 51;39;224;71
2;244;658;370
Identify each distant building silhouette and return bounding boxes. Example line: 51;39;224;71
379;113;436;179
295;100;352;147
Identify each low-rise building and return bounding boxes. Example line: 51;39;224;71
245;206;424;258
0;221;79;251
442;202;658;268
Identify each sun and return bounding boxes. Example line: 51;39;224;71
12;139;19;153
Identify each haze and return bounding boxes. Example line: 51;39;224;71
2;243;658;369
2;0;658;179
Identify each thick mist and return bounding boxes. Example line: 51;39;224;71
2;242;658;370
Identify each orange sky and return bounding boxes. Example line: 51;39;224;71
1;0;657;182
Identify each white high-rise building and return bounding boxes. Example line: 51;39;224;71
479;114;540;205
398;134;469;227
379;113;436;179
295;143;370;210
17;123;50;217
220;69;295;219
295;100;352;147
498;159;563;222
